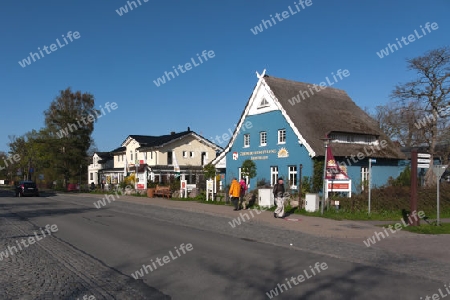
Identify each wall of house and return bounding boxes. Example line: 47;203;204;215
222;109;407;193
224;111;313;190
156;136;218;166
126;140;141;164
88;154;114;185
114;152;126;168
338;158;407;192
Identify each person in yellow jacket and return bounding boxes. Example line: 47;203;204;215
229;177;241;211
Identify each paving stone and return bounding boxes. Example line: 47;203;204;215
0;211;170;300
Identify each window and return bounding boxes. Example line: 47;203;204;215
167;151;173;165
121;154;124;161
278;129;286;144
90;173;93;180
361;167;369;191
238;168;249;185
130;151;133;162
288;166;297;188
365;135;374;143
201;152;207;165
183;151;187;158
190;151;194;158
244;134;250;147
260;131;267;146
347;135;354;143
270;166;278;186
258;98;270;108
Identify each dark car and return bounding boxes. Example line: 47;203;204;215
15;181;39;197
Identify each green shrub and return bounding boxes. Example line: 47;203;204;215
332;184;450;218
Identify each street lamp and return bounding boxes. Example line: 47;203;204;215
320;137;332;215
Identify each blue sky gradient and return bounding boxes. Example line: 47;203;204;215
1;0;449;153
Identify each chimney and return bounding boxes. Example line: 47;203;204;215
187;126;190;132
171;131;175;135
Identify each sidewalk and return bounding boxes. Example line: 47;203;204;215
71;193;450;264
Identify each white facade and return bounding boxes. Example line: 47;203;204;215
91;131;222;188
87;153;113;185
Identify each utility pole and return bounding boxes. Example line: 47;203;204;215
298;164;303;212
368;158;376;214
410;150;418;226
433;164;448;226
320;137;332;215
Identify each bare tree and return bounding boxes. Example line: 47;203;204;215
373;101;430;147
391;46;450;186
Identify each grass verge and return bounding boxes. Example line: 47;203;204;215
400;222;450;234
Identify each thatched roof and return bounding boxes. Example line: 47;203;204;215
264;75;405;159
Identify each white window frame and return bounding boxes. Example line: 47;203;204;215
238;168;249;185
270;166;278;186
361;167;369;191
183;151;187;158
190;151;194;158
244;134;250;148
288;166;297;189
130;151;133;162
278;129;286;144
260;131;267;146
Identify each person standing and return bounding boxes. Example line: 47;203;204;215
229;177;241;211
239;178;248;210
273;177;285;218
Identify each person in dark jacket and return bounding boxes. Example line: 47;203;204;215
273;178;285;218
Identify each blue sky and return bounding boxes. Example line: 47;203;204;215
1;0;449;153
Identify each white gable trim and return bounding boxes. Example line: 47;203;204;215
212;72;316;165
261;78;316;157
122;136;139;147
157;132;222;151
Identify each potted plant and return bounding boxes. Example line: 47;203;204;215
147;180;157;198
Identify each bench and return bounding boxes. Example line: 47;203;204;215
154;185;171;198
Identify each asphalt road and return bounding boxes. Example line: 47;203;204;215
0;191;447;300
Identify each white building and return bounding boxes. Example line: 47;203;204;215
87;152;113;185
90;128;222;189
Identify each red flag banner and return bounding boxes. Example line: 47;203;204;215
325;145;349;180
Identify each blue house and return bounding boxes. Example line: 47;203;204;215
212;71;406;193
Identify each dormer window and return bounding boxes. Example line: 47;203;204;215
330;132;377;145
258;98;269;108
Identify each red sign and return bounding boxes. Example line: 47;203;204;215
137;184;145;189
181;182;186;189
328;183;349;189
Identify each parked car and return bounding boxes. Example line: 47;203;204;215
15;181;39;197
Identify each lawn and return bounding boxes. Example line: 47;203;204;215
400;222;450;234
294;208;405;221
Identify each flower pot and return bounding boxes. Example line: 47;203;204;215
147;188;155;198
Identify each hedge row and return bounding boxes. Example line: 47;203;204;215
334;184;450;215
